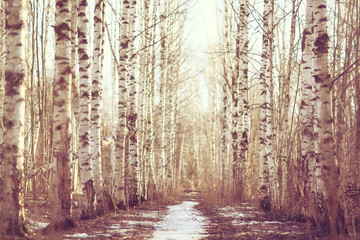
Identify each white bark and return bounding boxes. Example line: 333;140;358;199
158;1;167;194
312;0;341;236
0;0;27;234
259;0;276;211
127;0;139;206
114;0;129;207
77;0;95;218
50;0;73;227
300;0;315;218
231;13;241;201
91;0;105;212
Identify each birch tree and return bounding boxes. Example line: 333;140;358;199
145;0;158;199
127;0;139;207
232;0;249;201
312;0;342;236
300;0;315;221
0;0;27;235
158;2;167;195
220;0;231;199
279;0;297;206
91;0;106;214
259;0;275;211
231;3;242;201
114;0;129;208
47;0;75;231
78;0;95;219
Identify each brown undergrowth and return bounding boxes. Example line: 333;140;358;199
195;193;313;240
23;193;178;239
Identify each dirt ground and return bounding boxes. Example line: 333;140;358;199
195;196;311;240
17;192;329;239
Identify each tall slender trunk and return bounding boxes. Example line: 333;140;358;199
146;2;158;197
312;0;342;236
280;0;297;207
231;16;241;201
91;0;106;214
127;0;139;207
259;0;275;211
70;0;80;194
220;81;229;199
159;2;167;195
300;0;316;221
221;0;231;199
78;0;95;219
0;0;27;235
115;0;130;208
48;0;74;231
238;0;250;202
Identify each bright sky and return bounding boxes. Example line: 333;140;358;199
184;0;219;113
101;0;221;116
185;0;218;50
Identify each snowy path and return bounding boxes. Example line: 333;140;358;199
150;200;208;240
25;192;311;239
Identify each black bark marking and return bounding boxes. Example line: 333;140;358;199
314;33;329;54
5;72;25;96
79;54;89;60
79;0;88;7
6;22;23;30
314;75;321;83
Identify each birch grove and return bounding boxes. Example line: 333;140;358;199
1;0;360;238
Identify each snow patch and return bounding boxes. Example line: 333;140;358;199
151;201;208;240
232;220;284;225
138;211;161;218
64;233;90;238
126;220;156;226
25;217;50;231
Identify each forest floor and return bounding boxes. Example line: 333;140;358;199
21;192;325;239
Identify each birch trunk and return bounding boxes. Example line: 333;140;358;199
78;0;95;219
47;0;74;231
91;0;106;214
114;0;129;208
146;3;158;198
259;0;274;211
71;0;79;124
0;0;27;235
142;0;157;200
159;4;167;195
127;0;139;207
231;17;241;201
70;0;80;194
220;83;228;199
238;0;249;201
265;0;277;209
280;0;296;207
221;0;231;199
312;0;342;236
300;0;316;220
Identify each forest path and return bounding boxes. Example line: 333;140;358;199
27;192;312;239
150;192;208;240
